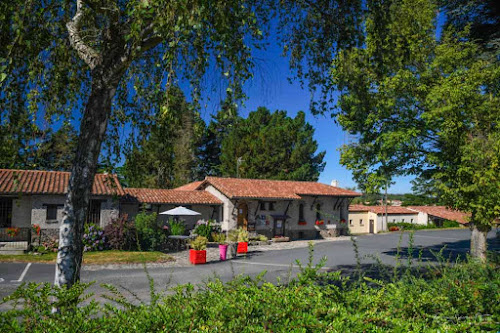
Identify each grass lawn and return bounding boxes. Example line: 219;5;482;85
0;250;175;264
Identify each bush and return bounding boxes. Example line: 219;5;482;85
2;253;499;332
193;220;219;241
134;212;166;251
168;219;185;236
83;223;106;252
237;228;249;242
103;215;136;250
190;236;208;250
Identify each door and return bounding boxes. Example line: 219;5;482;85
274;218;285;237
237;202;248;230
369;219;374;233
0;198;12;228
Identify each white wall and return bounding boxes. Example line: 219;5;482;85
380;213;420;226
204;185;234;231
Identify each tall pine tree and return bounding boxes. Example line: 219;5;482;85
220;107;325;181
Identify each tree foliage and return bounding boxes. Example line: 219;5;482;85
121;87;204;188
220;107;325;180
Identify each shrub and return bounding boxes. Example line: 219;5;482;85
193;220;212;239
83;223;106;252
168;219;186;236
212;233;226;244
227;229;239;242
103;215;136;250
190;236;207;250
41;238;58;253
237;228;249;242
134;212;166;251
1;256;499;332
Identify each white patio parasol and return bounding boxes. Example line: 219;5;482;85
159;206;201;216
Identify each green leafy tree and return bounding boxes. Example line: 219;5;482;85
197;98;239;177
122;87;204;188
331;0;500;260
1;0;272;287
33;124;78;171
220;107;325;181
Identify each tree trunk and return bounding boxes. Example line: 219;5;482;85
470;223;490;262
54;76;117;288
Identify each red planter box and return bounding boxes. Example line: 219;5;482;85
237;242;248;254
189;249;207;264
298;221;307;225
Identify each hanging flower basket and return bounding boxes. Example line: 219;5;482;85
315;220;324;225
237;242;248;254
298;221;307;225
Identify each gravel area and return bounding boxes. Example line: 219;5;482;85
83;237;351;270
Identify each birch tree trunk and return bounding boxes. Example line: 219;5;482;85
54;75;118;288
470;222;490;263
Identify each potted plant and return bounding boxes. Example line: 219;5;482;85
237;228;249;254
213;233;228;261
189;236;208;265
226;229;239;259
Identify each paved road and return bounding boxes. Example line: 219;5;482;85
0;229;498;303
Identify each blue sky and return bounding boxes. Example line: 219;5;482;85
197;36;415;194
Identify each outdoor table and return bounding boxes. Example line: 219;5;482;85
168;235;194;251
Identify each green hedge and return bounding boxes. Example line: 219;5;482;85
388;220;460;230
1;246;498;332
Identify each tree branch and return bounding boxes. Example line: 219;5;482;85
67;0;102;69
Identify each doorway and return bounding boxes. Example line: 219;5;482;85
369;219;374;233
273;218;285;237
237;202;248;230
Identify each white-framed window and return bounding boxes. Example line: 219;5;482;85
360;219;364;226
349;219;353;226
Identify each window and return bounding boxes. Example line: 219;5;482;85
393;219;396;222
402;218;405;222
299;203;305;222
46;205;58;221
0;198;12;227
86;200;101;224
260;202;266;210
315;203;321;220
360;219;364;226
268;201;275;211
349;219;353;226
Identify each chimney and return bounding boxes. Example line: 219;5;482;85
330;180;339;187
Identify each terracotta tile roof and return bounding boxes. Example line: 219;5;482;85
0;169;125;196
349;204;416;214
407;206;470;224
200;177;360;200
174;181;204;191
123;188;222;205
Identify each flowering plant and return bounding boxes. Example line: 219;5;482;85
83;223;106;252
315;220;324;225
298;221;307;225
6;227;20;237
32;224;41;236
340;219;346;224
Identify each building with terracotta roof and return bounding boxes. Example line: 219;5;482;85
348;204;421;234
0;168;361;242
179;177;361;239
348;204;469;234
0;169;124;241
